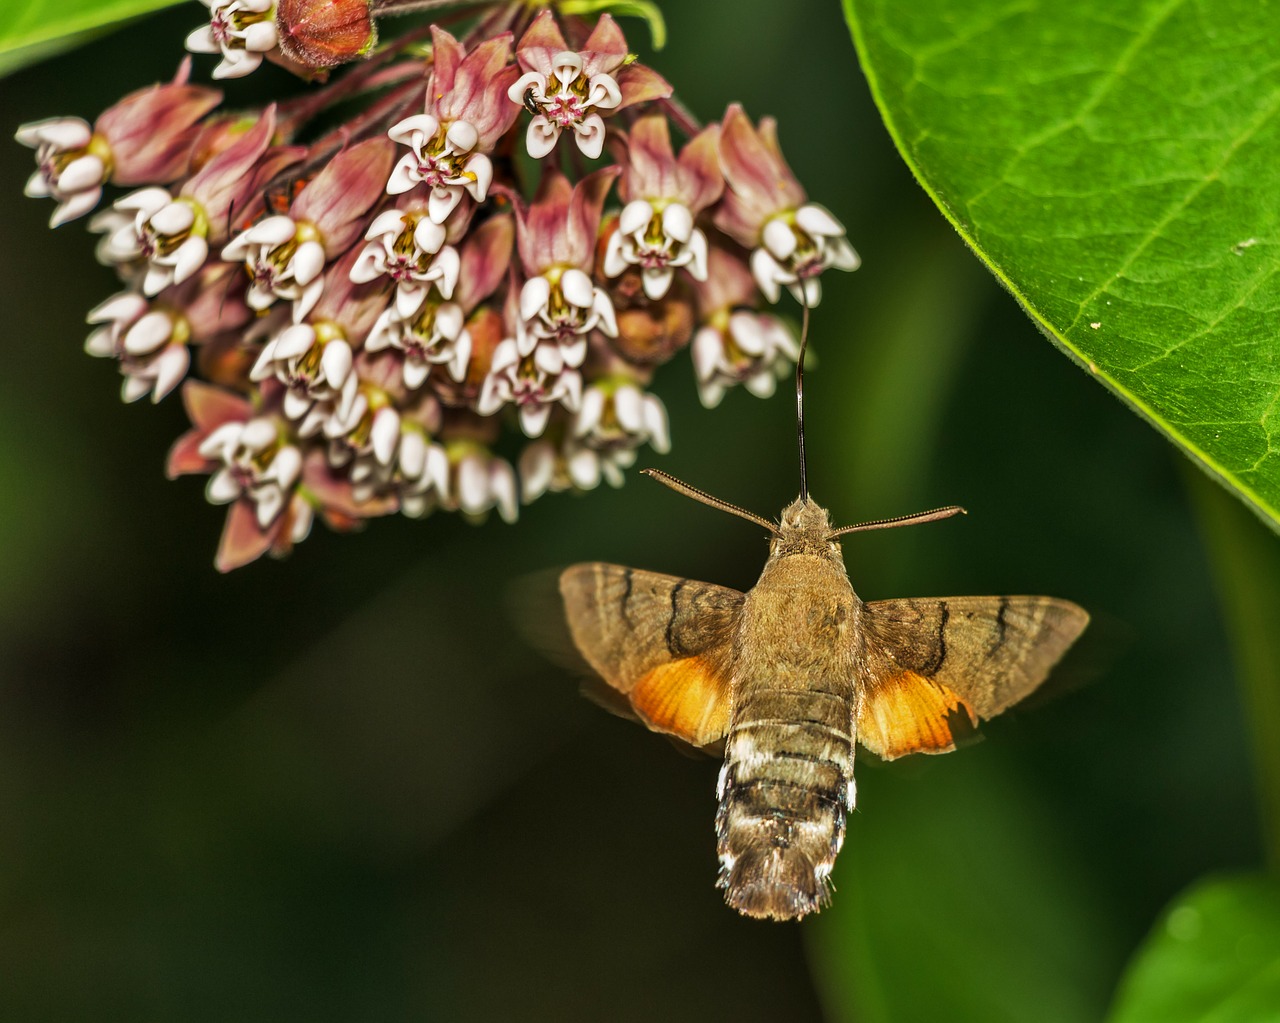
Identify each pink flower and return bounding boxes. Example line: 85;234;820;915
508;12;670;160
186;0;280;80
513;168;619;363
604;114;723;299
223;137;393;319
573;377;670;484
690;246;799;408
477;335;582;438
93;108;286;295
365;214;512;390
432;440;518;522
15;59;220;227
715;104;859;306
84;263;250;403
351;209;459;316
385;27;520;223
167;381;312;571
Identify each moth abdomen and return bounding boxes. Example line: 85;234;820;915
716;693;855;921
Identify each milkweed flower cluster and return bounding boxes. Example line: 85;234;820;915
17;0;859;571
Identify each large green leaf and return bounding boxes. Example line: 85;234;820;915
0;0;182;76
1109;875;1280;1022
844;0;1280;531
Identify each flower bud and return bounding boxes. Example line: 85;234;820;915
275;0;377;70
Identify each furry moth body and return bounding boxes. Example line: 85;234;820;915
560;490;1088;921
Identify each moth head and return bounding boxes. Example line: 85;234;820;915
774;497;841;557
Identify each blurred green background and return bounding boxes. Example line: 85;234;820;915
0;1;1265;1019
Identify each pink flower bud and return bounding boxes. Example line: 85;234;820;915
275;0;377;70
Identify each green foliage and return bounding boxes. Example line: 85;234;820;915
0;0;182;76
808;753;1118;1023
1109;875;1280;1022
1189;469;1280;869
843;0;1280;532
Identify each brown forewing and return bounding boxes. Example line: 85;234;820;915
559;563;744;748
856;595;1090;760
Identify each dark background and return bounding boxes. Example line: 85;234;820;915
0;1;1261;1019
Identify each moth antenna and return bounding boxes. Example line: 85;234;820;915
796;293;811;503
827;505;967;539
641;468;780;535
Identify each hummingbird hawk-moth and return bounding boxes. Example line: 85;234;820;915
558;312;1088;921
560;477;1087;921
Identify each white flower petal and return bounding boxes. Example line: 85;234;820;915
613;385;644;433
255;485;284;529
402;356;430;390
151;347;189;402
320;339;353;387
58;154;105;192
602;232;629;279
282;387;313;420
271;446;303;490
385;155;421;195
49;189;101;227
662;203;693;244
573;114;606;160
446;119;478;153
762;217;797;261
436;302;465;339
184;26;219;54
388;114;438;144
206;468;242;504
619;200;652;237
525;118;560;159
576;386;605;436
520;276;552;322
434;246;461;299
427;185;464;225
691;326;723;382
643;396;670;454
560;268;594;309
567;448;601;490
171;236;208;285
371;408;400;465
457;456;489;512
520;402;551;438
750;249;784;304
641;266;674;300
519;442;554;504
123;311;174;355
242;20;278;52
591;289;617;337
413;217;447;255
122;374;153;403
491;462;519;523
795;203;845;239
275;324;316;359
241;417;277;451
465;153;492;202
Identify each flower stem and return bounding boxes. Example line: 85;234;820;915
371;0;494;15
1186;466;1280;872
658;94;702;137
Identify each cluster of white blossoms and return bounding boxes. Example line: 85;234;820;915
17;1;858;570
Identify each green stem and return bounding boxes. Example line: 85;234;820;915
1186;467;1280;871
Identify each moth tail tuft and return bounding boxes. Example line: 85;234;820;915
720;848;832;922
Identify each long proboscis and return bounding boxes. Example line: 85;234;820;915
641;469;780;535
827;505;967;539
